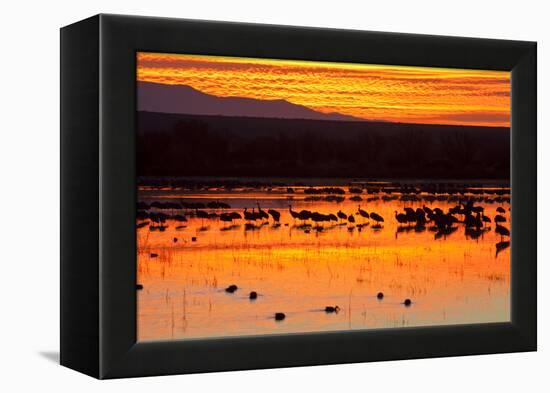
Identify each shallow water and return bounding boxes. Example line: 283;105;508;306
137;186;510;341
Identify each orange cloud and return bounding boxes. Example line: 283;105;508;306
137;52;510;127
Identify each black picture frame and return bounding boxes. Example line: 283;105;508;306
60;14;537;379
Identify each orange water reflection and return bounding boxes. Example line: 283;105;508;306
137;189;510;341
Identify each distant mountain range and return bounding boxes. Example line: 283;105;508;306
137;81;364;122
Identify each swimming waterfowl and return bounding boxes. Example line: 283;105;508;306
275;312;286;321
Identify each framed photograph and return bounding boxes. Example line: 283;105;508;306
61;14;536;379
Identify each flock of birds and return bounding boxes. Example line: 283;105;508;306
137;198;509;250
136;189;510;325
392;199;510;254
137;200;387;234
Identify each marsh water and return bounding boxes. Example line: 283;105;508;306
137;181;510;341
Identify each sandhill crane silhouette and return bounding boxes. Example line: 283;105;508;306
244;208;255;222
219;202;231;209
464;212;479;229
229;212;242;220
267;209;280;222
422;205;433;217
256;203;269;222
149;212;168;231
474;212;483;229
496;206;506;214
465;226;486;240
394;211;407;225
370;212;384;227
173;214;187;223
195;209;210;227
495;240;510;256
207;201;231;210
288;205;301;222
357;205;369;222
494;214;506;224
195;209;209;219
298;209;313;223
337;210;347;223
136;221;149;229
310;212;324;228
219;213;234;228
495;224;510;241
414;208;427;228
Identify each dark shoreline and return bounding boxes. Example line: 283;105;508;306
138;176;510;186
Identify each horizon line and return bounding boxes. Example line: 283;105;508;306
137;108;510;130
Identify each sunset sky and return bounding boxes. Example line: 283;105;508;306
137;52;510;127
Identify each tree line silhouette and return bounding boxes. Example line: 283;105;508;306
137;112;510;179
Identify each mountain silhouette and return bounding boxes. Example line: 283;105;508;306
137;81;363;122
